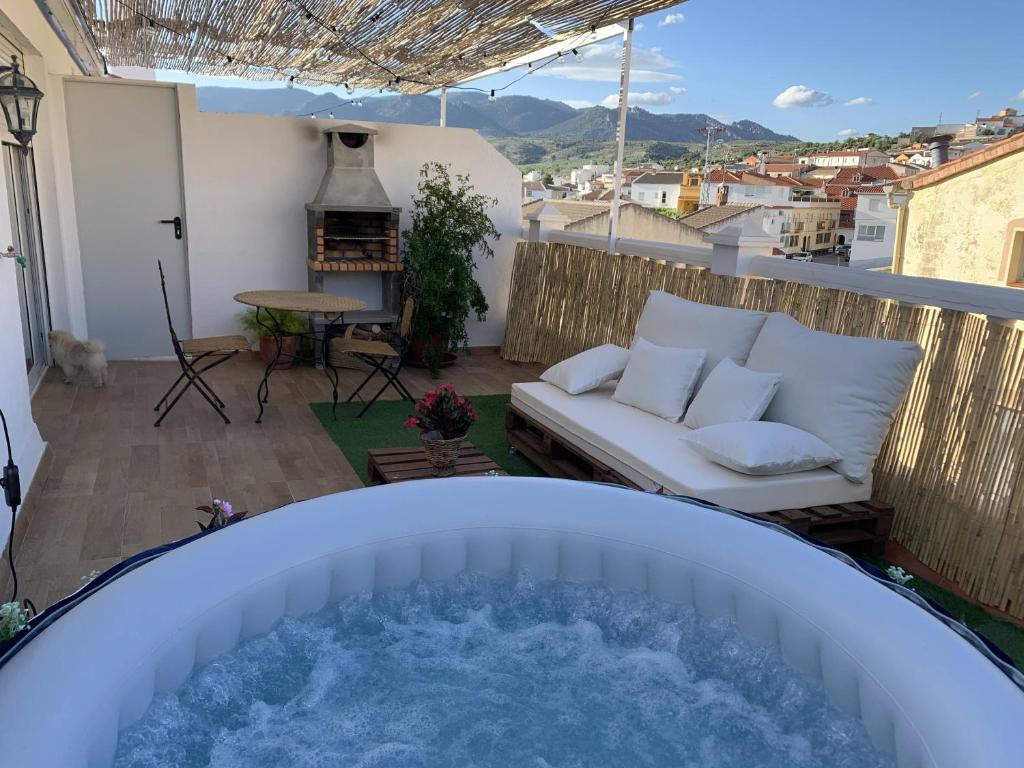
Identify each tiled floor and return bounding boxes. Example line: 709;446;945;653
8;352;541;609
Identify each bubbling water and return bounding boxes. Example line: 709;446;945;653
113;572;895;768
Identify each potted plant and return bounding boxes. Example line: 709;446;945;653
240;308;308;368
402;162;499;377
404;384;477;476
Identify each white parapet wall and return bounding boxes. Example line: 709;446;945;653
177;91;522;348
543;230;1024;321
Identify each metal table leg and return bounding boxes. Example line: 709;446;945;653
254;307;285;424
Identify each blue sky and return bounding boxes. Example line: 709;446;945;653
160;0;1024;142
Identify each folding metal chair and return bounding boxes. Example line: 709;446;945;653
153;260;250;427
331;298;416;418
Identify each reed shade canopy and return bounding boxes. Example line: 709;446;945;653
78;0;687;92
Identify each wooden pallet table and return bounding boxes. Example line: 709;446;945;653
506;403;893;555
368;442;508;484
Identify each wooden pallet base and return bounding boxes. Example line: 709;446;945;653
506;404;893;555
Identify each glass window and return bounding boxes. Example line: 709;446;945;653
857;225;885;242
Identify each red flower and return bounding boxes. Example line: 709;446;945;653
404;417;420;428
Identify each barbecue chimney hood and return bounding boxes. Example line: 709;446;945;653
306;124;394;212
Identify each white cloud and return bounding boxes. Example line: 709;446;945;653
773;85;833;108
843;96;873;107
633;21;645;31
1016;89;1024;101
837;128;860;138
535;42;683;83
968;90;983;100
561;99;593;109
668;86;687;95
600;90;678;108
659;12;685;26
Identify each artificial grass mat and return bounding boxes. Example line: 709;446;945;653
311;396;1024;667
872;559;1024;669
310;394;543;485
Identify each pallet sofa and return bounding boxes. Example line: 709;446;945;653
507;291;923;555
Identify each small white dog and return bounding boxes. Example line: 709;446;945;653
48;330;108;387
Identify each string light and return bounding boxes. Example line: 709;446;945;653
572;48;583;62
557;52;566;64
287;75;295;88
345;82;355;95
488;89;496;102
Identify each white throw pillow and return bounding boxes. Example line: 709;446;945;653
633;291;768;389
540;344;630;395
745;312;923;483
683;422;842;476
683;358;782;429
612;338;705;421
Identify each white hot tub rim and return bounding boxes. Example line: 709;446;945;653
0;487;1020;693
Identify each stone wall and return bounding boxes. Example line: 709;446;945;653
901;150;1024;285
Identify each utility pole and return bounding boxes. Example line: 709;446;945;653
698;124;725;207
607;19;634;254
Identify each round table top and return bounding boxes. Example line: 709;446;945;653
233;290;367;314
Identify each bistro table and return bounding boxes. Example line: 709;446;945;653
234;290;367;423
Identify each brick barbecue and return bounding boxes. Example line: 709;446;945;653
306;124;402;317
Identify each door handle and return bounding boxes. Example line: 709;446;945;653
159;216;182;239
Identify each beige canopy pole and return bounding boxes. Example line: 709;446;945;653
607;18;634;254
439;86;447;127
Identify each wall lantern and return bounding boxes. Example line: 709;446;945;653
0;56;44;151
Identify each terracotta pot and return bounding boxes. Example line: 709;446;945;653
420;432;464;477
258;335;299;369
408;333;457;369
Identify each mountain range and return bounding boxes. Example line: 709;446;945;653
196;87;800;143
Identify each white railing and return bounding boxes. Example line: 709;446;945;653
748;257;1024;320
540;230;1024;320
546;229;713;267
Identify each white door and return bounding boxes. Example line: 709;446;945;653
64;80;190;358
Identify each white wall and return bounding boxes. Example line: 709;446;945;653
0;3;91;542
851;194;901;266
701;182;791;205
0;4;89;340
178;93;522;347
630;182;679;208
0;171;45;550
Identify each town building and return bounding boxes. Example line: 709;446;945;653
570;164;610;189
894;133;1024;285
800;148;890;169
850;187;905;268
676;170;702;214
630;171;684;208
975;108;1024;137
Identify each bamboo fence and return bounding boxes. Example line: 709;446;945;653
502;241;1024;618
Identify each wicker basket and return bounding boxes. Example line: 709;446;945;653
421;433;464;477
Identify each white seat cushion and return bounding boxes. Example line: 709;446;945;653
634;291;768;388
745;313;924;483
683;358;782;429
540;344;630;395
612;339;705;421
511;381;870;513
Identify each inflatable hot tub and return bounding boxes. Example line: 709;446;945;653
0;478;1021;767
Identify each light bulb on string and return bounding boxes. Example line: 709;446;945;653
572;48;583;62
288;75;295;88
143;17;157;40
557;52;565;64
488;89;496;102
328;112;334;118
345;83;355;95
